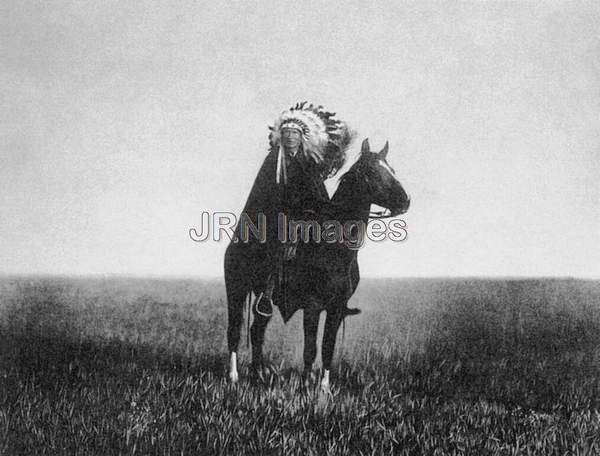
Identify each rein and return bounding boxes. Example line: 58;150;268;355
368;209;396;219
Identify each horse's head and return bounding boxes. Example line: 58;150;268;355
358;138;410;217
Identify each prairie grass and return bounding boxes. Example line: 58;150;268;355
0;276;599;455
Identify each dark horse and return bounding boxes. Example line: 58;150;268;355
224;138;410;389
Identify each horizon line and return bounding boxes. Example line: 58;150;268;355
0;272;598;281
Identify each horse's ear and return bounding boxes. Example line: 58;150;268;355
379;141;389;160
361;138;370;155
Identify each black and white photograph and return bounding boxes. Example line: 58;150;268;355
1;1;599;454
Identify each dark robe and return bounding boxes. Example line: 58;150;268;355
232;146;328;293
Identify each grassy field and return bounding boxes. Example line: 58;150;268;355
0;276;599;455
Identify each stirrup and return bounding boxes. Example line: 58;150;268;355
253;292;273;317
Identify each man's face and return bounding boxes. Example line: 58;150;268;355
281;127;302;153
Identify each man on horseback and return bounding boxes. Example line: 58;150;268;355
234;102;354;319
225;103;411;385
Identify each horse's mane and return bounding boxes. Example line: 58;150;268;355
324;124;358;178
323;131;362;199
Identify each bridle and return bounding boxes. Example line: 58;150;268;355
361;161;402;220
305;152;403;220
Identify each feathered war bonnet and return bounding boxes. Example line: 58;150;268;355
269;102;355;183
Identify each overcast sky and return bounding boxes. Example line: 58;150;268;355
2;1;599;278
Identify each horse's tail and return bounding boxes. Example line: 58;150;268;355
246;291;251;349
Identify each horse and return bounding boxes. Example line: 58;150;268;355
224;138;410;390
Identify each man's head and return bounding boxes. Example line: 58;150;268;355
270;102;353;166
281;127;302;155
270;102;355;184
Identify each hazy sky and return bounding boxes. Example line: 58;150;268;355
2;1;599;278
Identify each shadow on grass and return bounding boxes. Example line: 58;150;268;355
336;281;600;413
0;280;228;392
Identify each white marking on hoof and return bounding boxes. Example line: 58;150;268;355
320;369;330;392
229;352;239;383
303;369;316;388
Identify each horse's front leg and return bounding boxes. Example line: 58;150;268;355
321;309;344;391
226;291;245;383
225;246;249;384
302;306;320;385
250;305;271;376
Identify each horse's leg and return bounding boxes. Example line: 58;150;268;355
321;308;344;391
226;286;246;383
302;306;320;384
250;307;271;371
225;245;249;383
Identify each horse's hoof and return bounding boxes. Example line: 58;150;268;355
250;364;269;384
320;369;331;393
302;370;316;388
229;371;239;384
